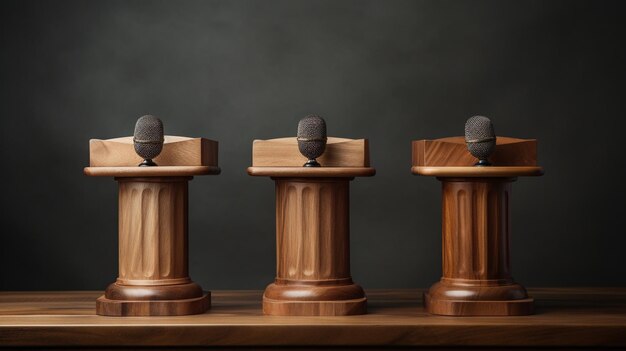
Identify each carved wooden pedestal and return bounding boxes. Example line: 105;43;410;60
84;166;219;316
413;166;543;316
424;177;533;316
248;167;375;316
412;136;543;316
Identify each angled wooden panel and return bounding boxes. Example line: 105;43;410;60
252;137;369;167
412;136;537;167
89;136;218;167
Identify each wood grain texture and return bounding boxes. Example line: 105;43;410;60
117;178;189;284
1;289;625;348
425;177;533;316
89;136;218;167
412;166;543;177
412;136;537;167
252;137;369;167
264;178;366;316
96;177;209;316
275;179;350;281
247;166;375;177
96;291;210;316
84;165;220;177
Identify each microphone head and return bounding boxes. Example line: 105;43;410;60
464;115;496;166
297;115;327;167
133;115;164;166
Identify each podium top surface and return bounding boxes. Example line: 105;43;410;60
1;288;625;348
247;166;375;178
412;165;544;177
84;166;220;177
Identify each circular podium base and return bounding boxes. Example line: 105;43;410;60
96;292;210;316
424;292;533;316
262;282;367;316
263;296;367;316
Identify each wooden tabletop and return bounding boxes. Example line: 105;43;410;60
0;288;625;348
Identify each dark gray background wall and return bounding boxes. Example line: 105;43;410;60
1;0;625;291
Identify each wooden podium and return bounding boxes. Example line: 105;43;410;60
248;137;375;316
84;136;220;316
412;136;543;316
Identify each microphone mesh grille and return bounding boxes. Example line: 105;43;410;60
297;115;327;160
464;115;496;160
133;115;164;160
297;115;327;139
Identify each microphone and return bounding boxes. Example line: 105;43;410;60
297;115;327;167
465;115;496;167
133;115;164;167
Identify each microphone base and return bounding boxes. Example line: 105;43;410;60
139;159;157;167
303;159;321;167
474;159;491;167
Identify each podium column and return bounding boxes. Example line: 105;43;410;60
426;176;533;315
412;167;543;316
248;167;375;316
84;166;219;316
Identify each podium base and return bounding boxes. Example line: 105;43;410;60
262;282;367;316
424;281;534;316
96;287;210;316
263;296;367;316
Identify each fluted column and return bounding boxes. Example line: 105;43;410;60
96;176;209;316
424;177;532;316
263;177;366;316
441;178;512;283
275;179;350;282
117;177;190;285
